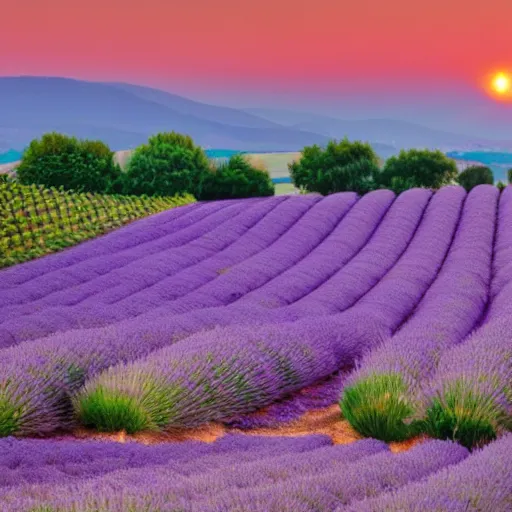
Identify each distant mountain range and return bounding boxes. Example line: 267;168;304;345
0;77;327;153
0;76;508;156
244;108;510;153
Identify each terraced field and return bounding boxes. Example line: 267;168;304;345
0;184;510;511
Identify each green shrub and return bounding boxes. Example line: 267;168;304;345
456;165;494;192
422;383;502;449
289;138;380;195
378;149;458;193
75;386;151;434
340;373;418;442
388;176;417;195
508;168;512;184
0;396;18;437
198;154;275;200
17;132;122;193
74;378;174;434
123;132;211;198
496;181;507;192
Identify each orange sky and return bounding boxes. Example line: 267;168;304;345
1;0;512;95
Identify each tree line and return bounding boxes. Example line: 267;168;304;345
9;131;509;199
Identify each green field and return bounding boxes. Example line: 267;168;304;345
244;152;300;180
274;182;298;195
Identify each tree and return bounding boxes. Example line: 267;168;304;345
123;132;211;198
378;149;458;193
198;154;275;200
17;132;122;193
507;168;512;184
288;138;381;195
456;165;494;192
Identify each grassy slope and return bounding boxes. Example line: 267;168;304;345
0;182;194;268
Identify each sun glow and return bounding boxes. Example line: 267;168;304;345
482;70;512;101
492;72;511;94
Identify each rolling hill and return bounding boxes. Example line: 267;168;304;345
0;77;328;152
244;107;507;152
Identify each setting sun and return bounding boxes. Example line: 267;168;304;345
491;72;511;94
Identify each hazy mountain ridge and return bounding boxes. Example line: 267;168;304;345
0;77;328;152
104;82;281;130
244;107;510;151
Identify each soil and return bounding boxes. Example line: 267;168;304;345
68;404;426;453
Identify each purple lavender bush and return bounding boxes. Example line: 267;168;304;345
0;439;467;511
0;301;304;436
191;440;467;512
490;184;512;299
340;185;498;442
0;433;331;488
236;189;395;309
74;314;385;433
344;434;512;512
421;317;512;448
282;187;431;316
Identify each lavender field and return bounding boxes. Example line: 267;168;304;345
0;185;511;511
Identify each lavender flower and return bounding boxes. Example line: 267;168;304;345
422;317;512;448
344;434;512;512
194;440;467;512
0;433;330;488
0;438;386;510
490;184;512;299
74;314;385;432
0;439;468;512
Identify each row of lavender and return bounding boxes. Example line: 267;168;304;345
0;432;509;510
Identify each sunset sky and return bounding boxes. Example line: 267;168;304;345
2;0;512;116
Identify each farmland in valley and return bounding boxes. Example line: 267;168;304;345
0;184;510;511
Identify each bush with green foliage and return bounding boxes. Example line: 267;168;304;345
17;132;122;194
289;138;380;195
378;149;458;193
340;373;418;442
507;168;512;184
198;154;275;200
456;165;494;192
422;387;498;449
123;132;211;198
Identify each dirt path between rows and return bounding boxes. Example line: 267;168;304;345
69;404;425;453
